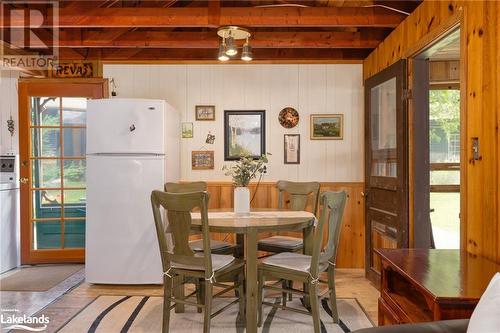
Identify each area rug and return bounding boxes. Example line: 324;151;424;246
58;295;373;332
0;265;84;291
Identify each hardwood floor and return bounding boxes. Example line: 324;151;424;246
1;268;378;332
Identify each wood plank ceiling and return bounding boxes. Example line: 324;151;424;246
1;0;422;62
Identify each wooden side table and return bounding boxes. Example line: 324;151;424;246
375;248;499;326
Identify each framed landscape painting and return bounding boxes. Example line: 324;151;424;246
181;122;193;138
310;114;344;140
224;110;266;160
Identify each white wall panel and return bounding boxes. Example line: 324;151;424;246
103;64;364;182
0;70;19;154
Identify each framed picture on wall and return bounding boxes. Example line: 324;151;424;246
224;110;266;160
195;105;215;120
310;114;344;140
284;134;300;164
181;122;193;138
192;151;214;170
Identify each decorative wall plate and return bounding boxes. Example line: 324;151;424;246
278;107;299;129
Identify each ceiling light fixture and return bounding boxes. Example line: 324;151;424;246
217;26;252;61
241;38;253;61
225;34;238;56
218;38;229;61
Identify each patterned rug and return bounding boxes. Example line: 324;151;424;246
58;295;373;332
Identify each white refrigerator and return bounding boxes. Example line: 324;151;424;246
85;98;179;284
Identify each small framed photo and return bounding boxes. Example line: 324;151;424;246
310;114;343;140
195;105;215;121
181;122;193;138
284;134;300;164
205;133;215;144
192;151;214;170
224;110;266;161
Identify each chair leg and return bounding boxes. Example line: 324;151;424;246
288;280;293;301
174;275;185;313
203;280;213;333
281;280;288;306
257;271;264;327
328;266;339;323
196;278;204;314
163;275;173;333
309;283;321;333
238;271;245;322
234;275;240;297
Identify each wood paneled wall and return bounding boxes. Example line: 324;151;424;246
429;60;460;83
363;1;500;263
202;181;365;268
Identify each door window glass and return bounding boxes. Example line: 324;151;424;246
370;78;397;177
30;97;87;250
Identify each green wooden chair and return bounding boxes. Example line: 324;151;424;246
165;182;235;255
151;190;245;333
257;180;320;254
257;181;320;301
257;190;347;333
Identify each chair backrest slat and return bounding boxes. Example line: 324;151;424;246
151;190;212;276
167;210;196;256
310;191;347;277
277;180;320;214
165;181;207;193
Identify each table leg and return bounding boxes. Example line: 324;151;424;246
236;234;245;259
302;225;314;308
245;229;258;333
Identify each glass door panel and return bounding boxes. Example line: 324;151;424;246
33;221;62;249
29;96;87;253
370;78;397;178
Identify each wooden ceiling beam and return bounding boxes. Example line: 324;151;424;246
3;6;405;28
58;47;371;61
19;30;386;49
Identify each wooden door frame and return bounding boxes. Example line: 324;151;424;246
364;59;408;284
18;78;108;264
405;10;466;250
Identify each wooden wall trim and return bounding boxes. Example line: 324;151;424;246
200;181;365;268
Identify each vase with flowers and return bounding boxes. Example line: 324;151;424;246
223;153;269;213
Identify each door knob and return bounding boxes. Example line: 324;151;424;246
19;177;29;184
361;191;368;198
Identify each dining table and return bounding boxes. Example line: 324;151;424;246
190;208;317;333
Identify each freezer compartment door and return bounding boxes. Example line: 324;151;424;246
87;99;165;154
86;155;164;284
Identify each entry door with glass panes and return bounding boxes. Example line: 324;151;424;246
18;80;107;264
364;60;408;283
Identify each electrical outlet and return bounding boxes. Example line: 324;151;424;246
263;165;268;174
